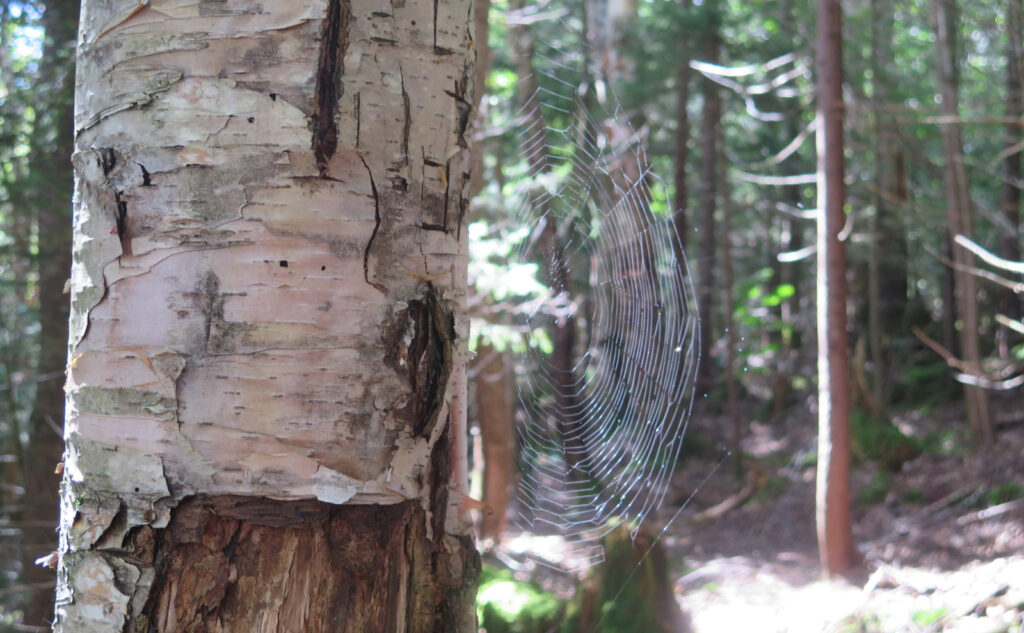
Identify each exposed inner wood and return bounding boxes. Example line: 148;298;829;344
136;496;478;633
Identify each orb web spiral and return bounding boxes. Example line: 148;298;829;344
509;69;700;568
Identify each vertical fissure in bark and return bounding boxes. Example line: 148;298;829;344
312;0;352;175
198;271;224;355
428;423;451;539
442;160;451;229
433;0;440;50
359;156;386;293
400;68;411;162
113;190;131;255
385;284;454;438
403;284;452;434
446;80;473;149
100;147;117;176
354;92;361;148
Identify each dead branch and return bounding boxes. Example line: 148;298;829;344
955;234;1024;275
912;327;1024;390
924;244;1024;294
956;498;1024;525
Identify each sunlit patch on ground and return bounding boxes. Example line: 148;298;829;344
677;556;1024;633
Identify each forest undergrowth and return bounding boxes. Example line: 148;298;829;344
481;391;1024;633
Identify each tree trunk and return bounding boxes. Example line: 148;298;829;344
57;1;479;631
673;2;691;252
867;0;908;410
998;0;1023;357
20;0;77;627
933;0;993;444
720;131;742;482
473;343;515;541
815;0;857;579
696;2;720;397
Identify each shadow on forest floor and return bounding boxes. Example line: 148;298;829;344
489;393;1024;633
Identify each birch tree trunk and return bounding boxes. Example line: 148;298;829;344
57;1;478;631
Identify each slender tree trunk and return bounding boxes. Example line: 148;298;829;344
942;234;958;354
473;343;515;541
998;0;1023;357
815;0;857;579
773;0;802;417
720;132;741;482
468;0;491;200
867;0;908;410
696;2;720;396
673;0;692;252
933;0;993;444
57;2;478;631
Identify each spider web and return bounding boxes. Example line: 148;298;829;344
508;62;700;569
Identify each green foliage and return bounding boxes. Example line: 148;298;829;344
832;611;883;633
754;474;789;501
902;489;927;505
477;564;564;633
985;482;1024;507
858;472;892;505
850;411;921;471
561;525;680;633
892;362;957;408
911;607;948;627
919;427;972;457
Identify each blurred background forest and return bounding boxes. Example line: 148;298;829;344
0;0;1022;631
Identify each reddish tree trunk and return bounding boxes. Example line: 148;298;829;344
815;0;857;579
473;344;515;541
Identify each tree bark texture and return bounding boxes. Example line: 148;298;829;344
58;1;478;631
815;0;857;579
20;0;78;626
933;0;993;444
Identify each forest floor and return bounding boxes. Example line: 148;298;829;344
663;392;1024;633
487;391;1024;633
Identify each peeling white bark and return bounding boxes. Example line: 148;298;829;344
59;0;475;630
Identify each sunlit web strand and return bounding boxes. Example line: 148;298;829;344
507;62;700;568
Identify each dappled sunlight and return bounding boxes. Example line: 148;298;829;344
677;555;1024;633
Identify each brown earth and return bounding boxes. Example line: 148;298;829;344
487;392;1024;633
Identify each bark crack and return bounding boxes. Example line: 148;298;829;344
312;0;352;176
114;190;131;256
137;162;152;186
360;156;387;294
354;91;361;148
400;65;411;162
442;159;451;230
444;79;473;149
432;0;439;50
